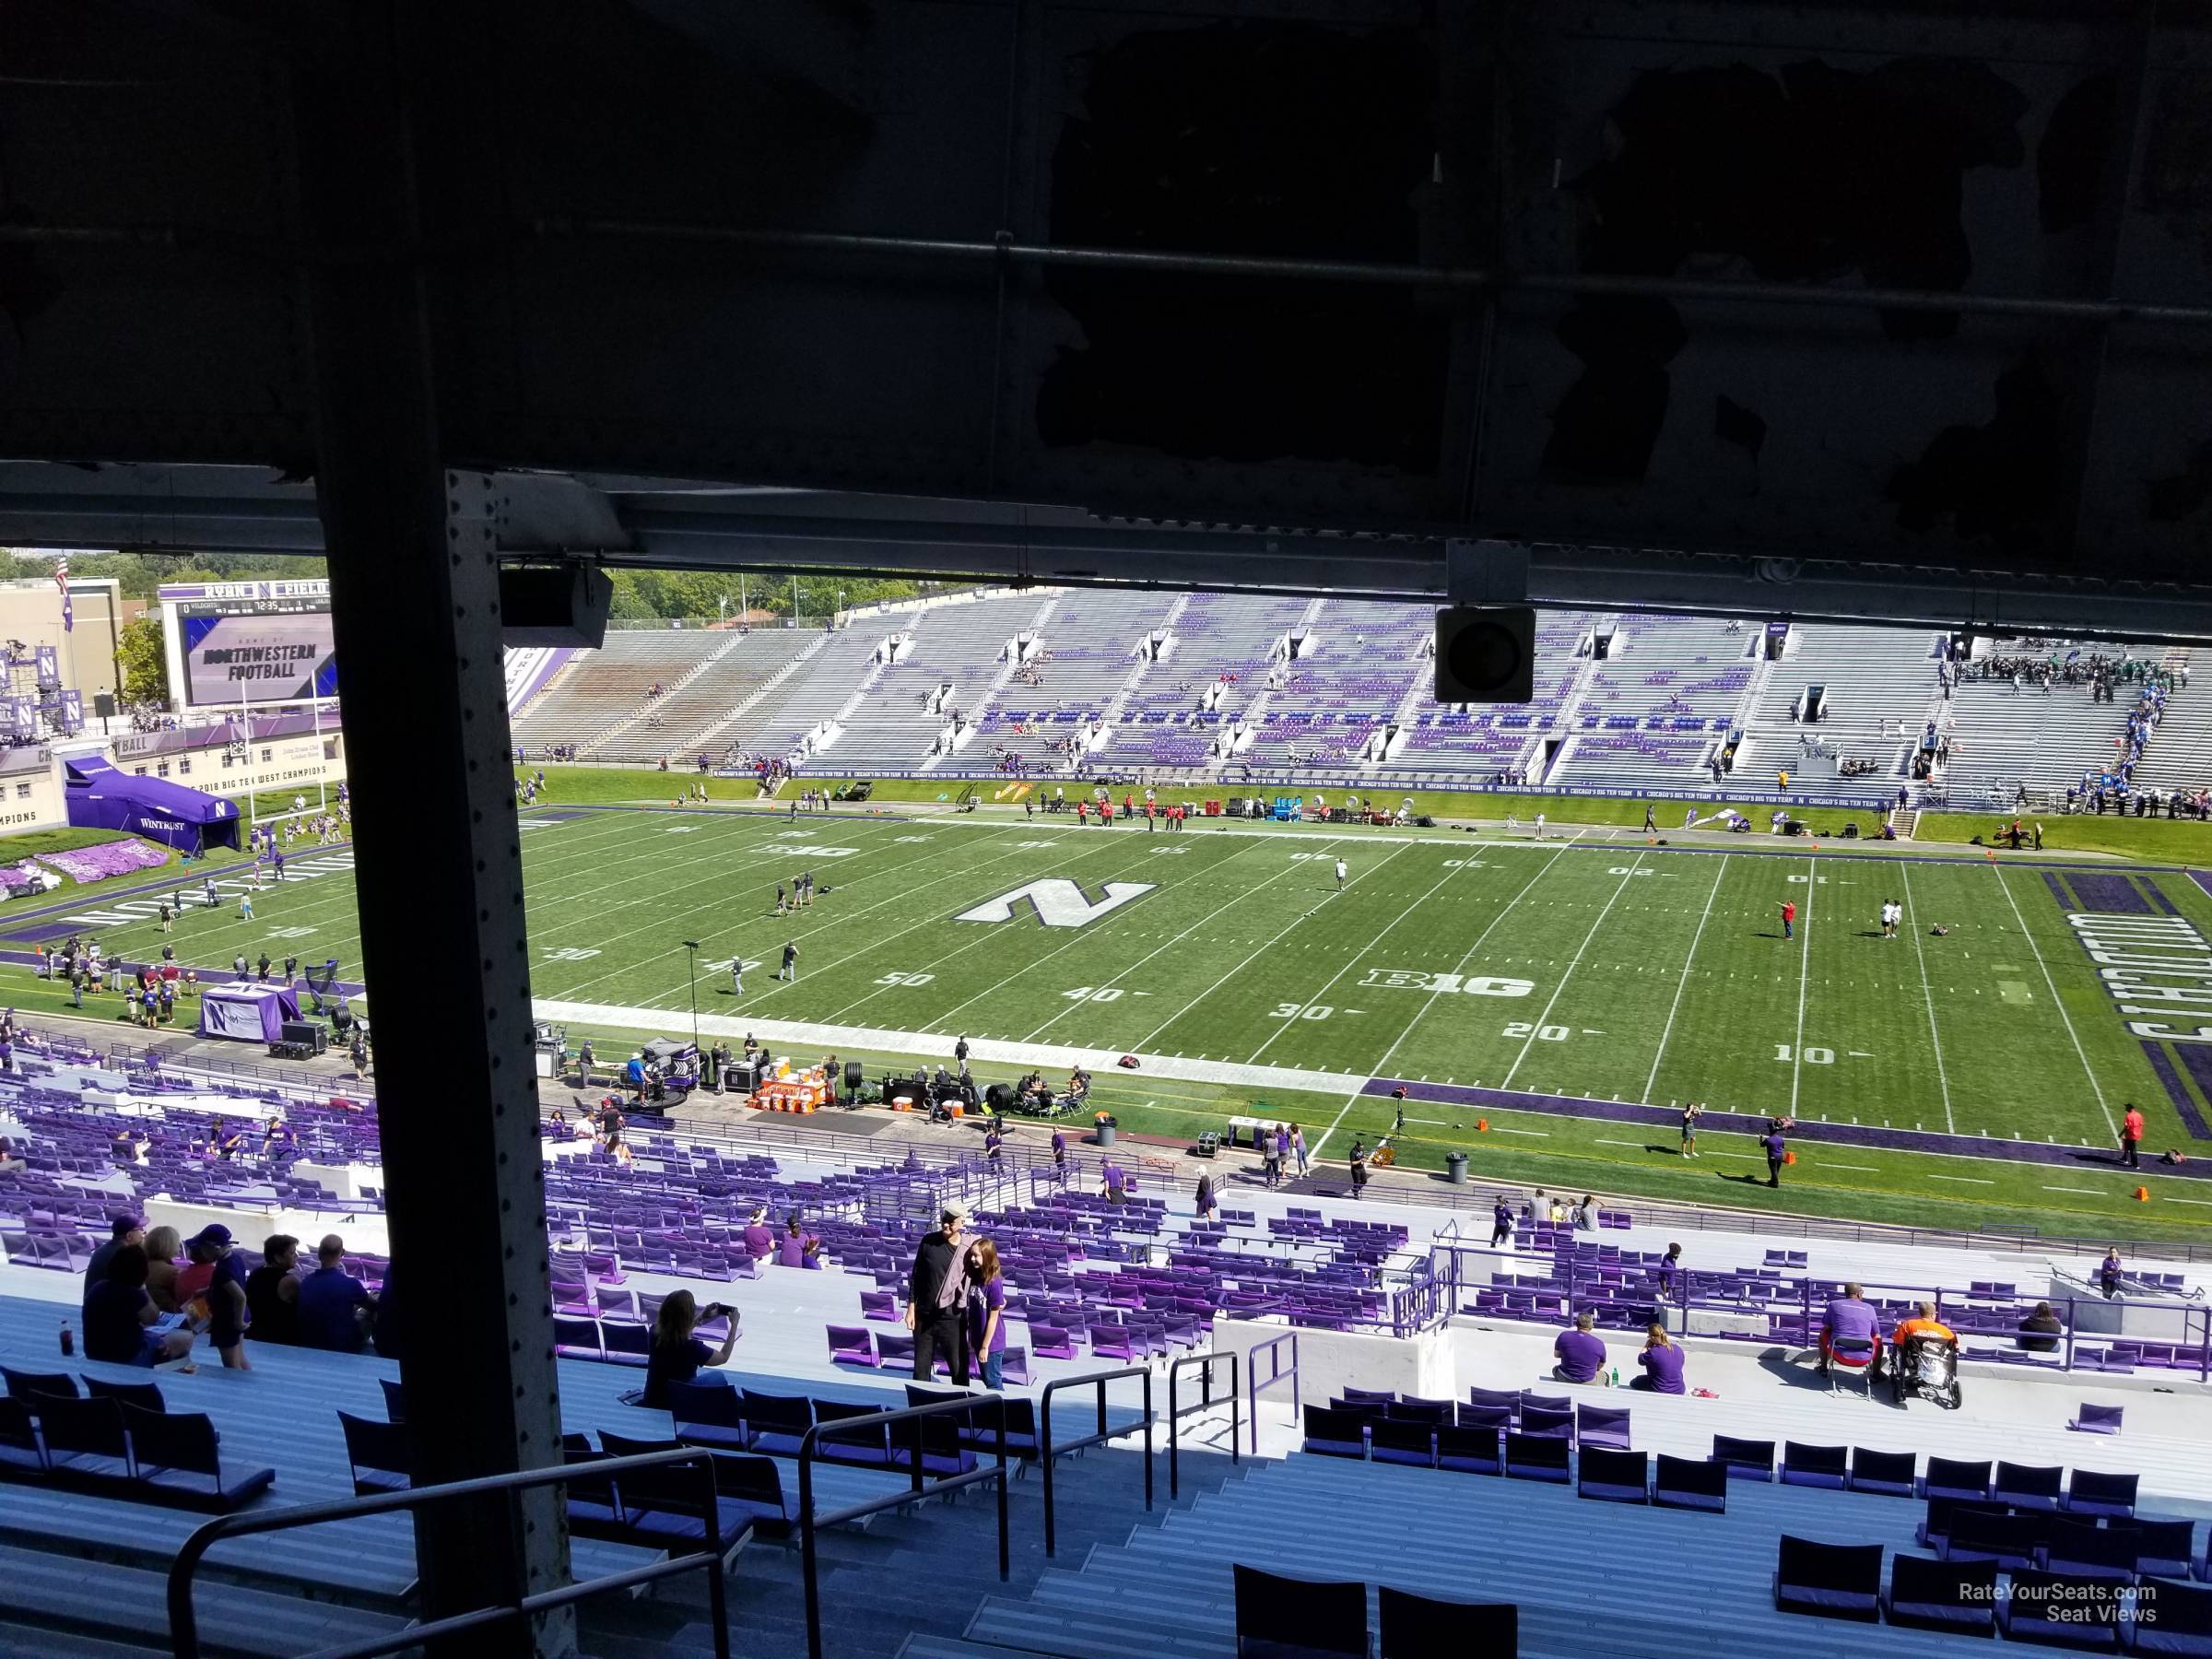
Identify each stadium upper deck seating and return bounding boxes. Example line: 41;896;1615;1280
828;594;1053;772
591;629;822;765
497;594;2212;803
510;629;724;754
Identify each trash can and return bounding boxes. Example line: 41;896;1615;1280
1444;1151;1468;1185
1095;1122;1118;1147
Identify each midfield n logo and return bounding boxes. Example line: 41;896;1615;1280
955;878;1156;929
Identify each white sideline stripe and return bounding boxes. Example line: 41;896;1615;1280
1500;850;1644;1090
1990;862;2116;1138
1789;853;1816;1119
1643;855;1727;1103
534;999;1372;1095
1900;863;1956;1134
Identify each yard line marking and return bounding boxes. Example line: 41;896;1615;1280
2167;1197;2212;1207
823;830;1232;1027
1016;841;1305;1042
1928;1174;1994;1184
1488;1127;1549;1137
1989;863;2115;1137
1308;840;1579;1160
1127;843;1418;1054
1242;846;1474;1065
1790;853;1816;1119
1826;1163;1878;1171
1501;852;1647;1091
2044;1186;2100;1195
1900;863;1955;1134
1643;854;1727;1103
1596;1137;1649;1148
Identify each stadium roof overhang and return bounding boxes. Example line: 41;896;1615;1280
6;459;2212;644
0;0;2208;639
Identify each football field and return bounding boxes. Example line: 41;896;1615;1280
31;800;2212;1239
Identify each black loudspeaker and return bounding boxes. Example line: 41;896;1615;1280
844;1060;865;1089
1435;606;1535;702
500;561;613;649
94;693;116;719
985;1081;1016;1113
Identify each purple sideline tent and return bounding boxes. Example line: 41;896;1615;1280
64;756;242;854
199;982;301;1042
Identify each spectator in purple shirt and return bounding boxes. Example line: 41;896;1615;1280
740;1207;775;1264
1552;1312;1609;1384
1818;1282;1879;1375
1630;1324;1685;1394
777;1214;819;1268
968;1239;1008;1390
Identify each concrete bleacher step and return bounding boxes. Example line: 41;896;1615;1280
573;1445;1252;1659
0;1544;409;1659
0;1621;171;1659
958;1451;2028;1659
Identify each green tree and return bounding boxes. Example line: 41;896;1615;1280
116;613;168;706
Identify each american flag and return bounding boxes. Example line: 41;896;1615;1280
53;558;71;632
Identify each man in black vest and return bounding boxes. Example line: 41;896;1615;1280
904;1201;973;1384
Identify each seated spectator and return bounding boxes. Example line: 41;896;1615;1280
297;1234;377;1353
83;1214;146;1313
1630;1324;1685;1394
1891;1300;1955;1349
641;1289;739;1410
246;1234;302;1346
144;1226;183;1313
85;1245;199;1370
776;1214;819;1269
1552;1312;1609;1384
1571;1194;1597;1231
1817;1282;1879;1375
741;1206;775;1263
2016;1301;2063;1353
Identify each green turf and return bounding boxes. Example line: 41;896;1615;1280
1914;810;2212;861
17;800;2212;1242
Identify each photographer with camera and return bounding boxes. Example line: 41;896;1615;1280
641;1288;738;1408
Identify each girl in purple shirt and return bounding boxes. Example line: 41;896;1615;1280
969;1240;1008;1390
1631;1324;1686;1394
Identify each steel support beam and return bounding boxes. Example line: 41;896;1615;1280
292;9;570;1654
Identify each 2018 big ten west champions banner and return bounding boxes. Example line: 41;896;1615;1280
159;579;337;708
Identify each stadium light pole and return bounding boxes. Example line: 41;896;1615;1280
681;939;700;1051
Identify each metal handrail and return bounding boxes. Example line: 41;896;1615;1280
1039;1363;1154;1557
1246;1330;1300;1454
168;1446;731;1659
796;1396;1010;1659
1166;1350;1240;1498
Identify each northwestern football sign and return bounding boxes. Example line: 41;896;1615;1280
956;878;1154;928
180;611;337;706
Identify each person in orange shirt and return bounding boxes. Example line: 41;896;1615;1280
1891;1300;1955;1349
2120;1103;2146;1170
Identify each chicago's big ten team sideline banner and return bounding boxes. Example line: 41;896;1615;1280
181;612;338;706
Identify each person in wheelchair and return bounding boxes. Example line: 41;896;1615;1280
1889;1301;1962;1408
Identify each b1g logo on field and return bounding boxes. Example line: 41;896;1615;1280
1360;968;1533;997
956;877;1155;929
